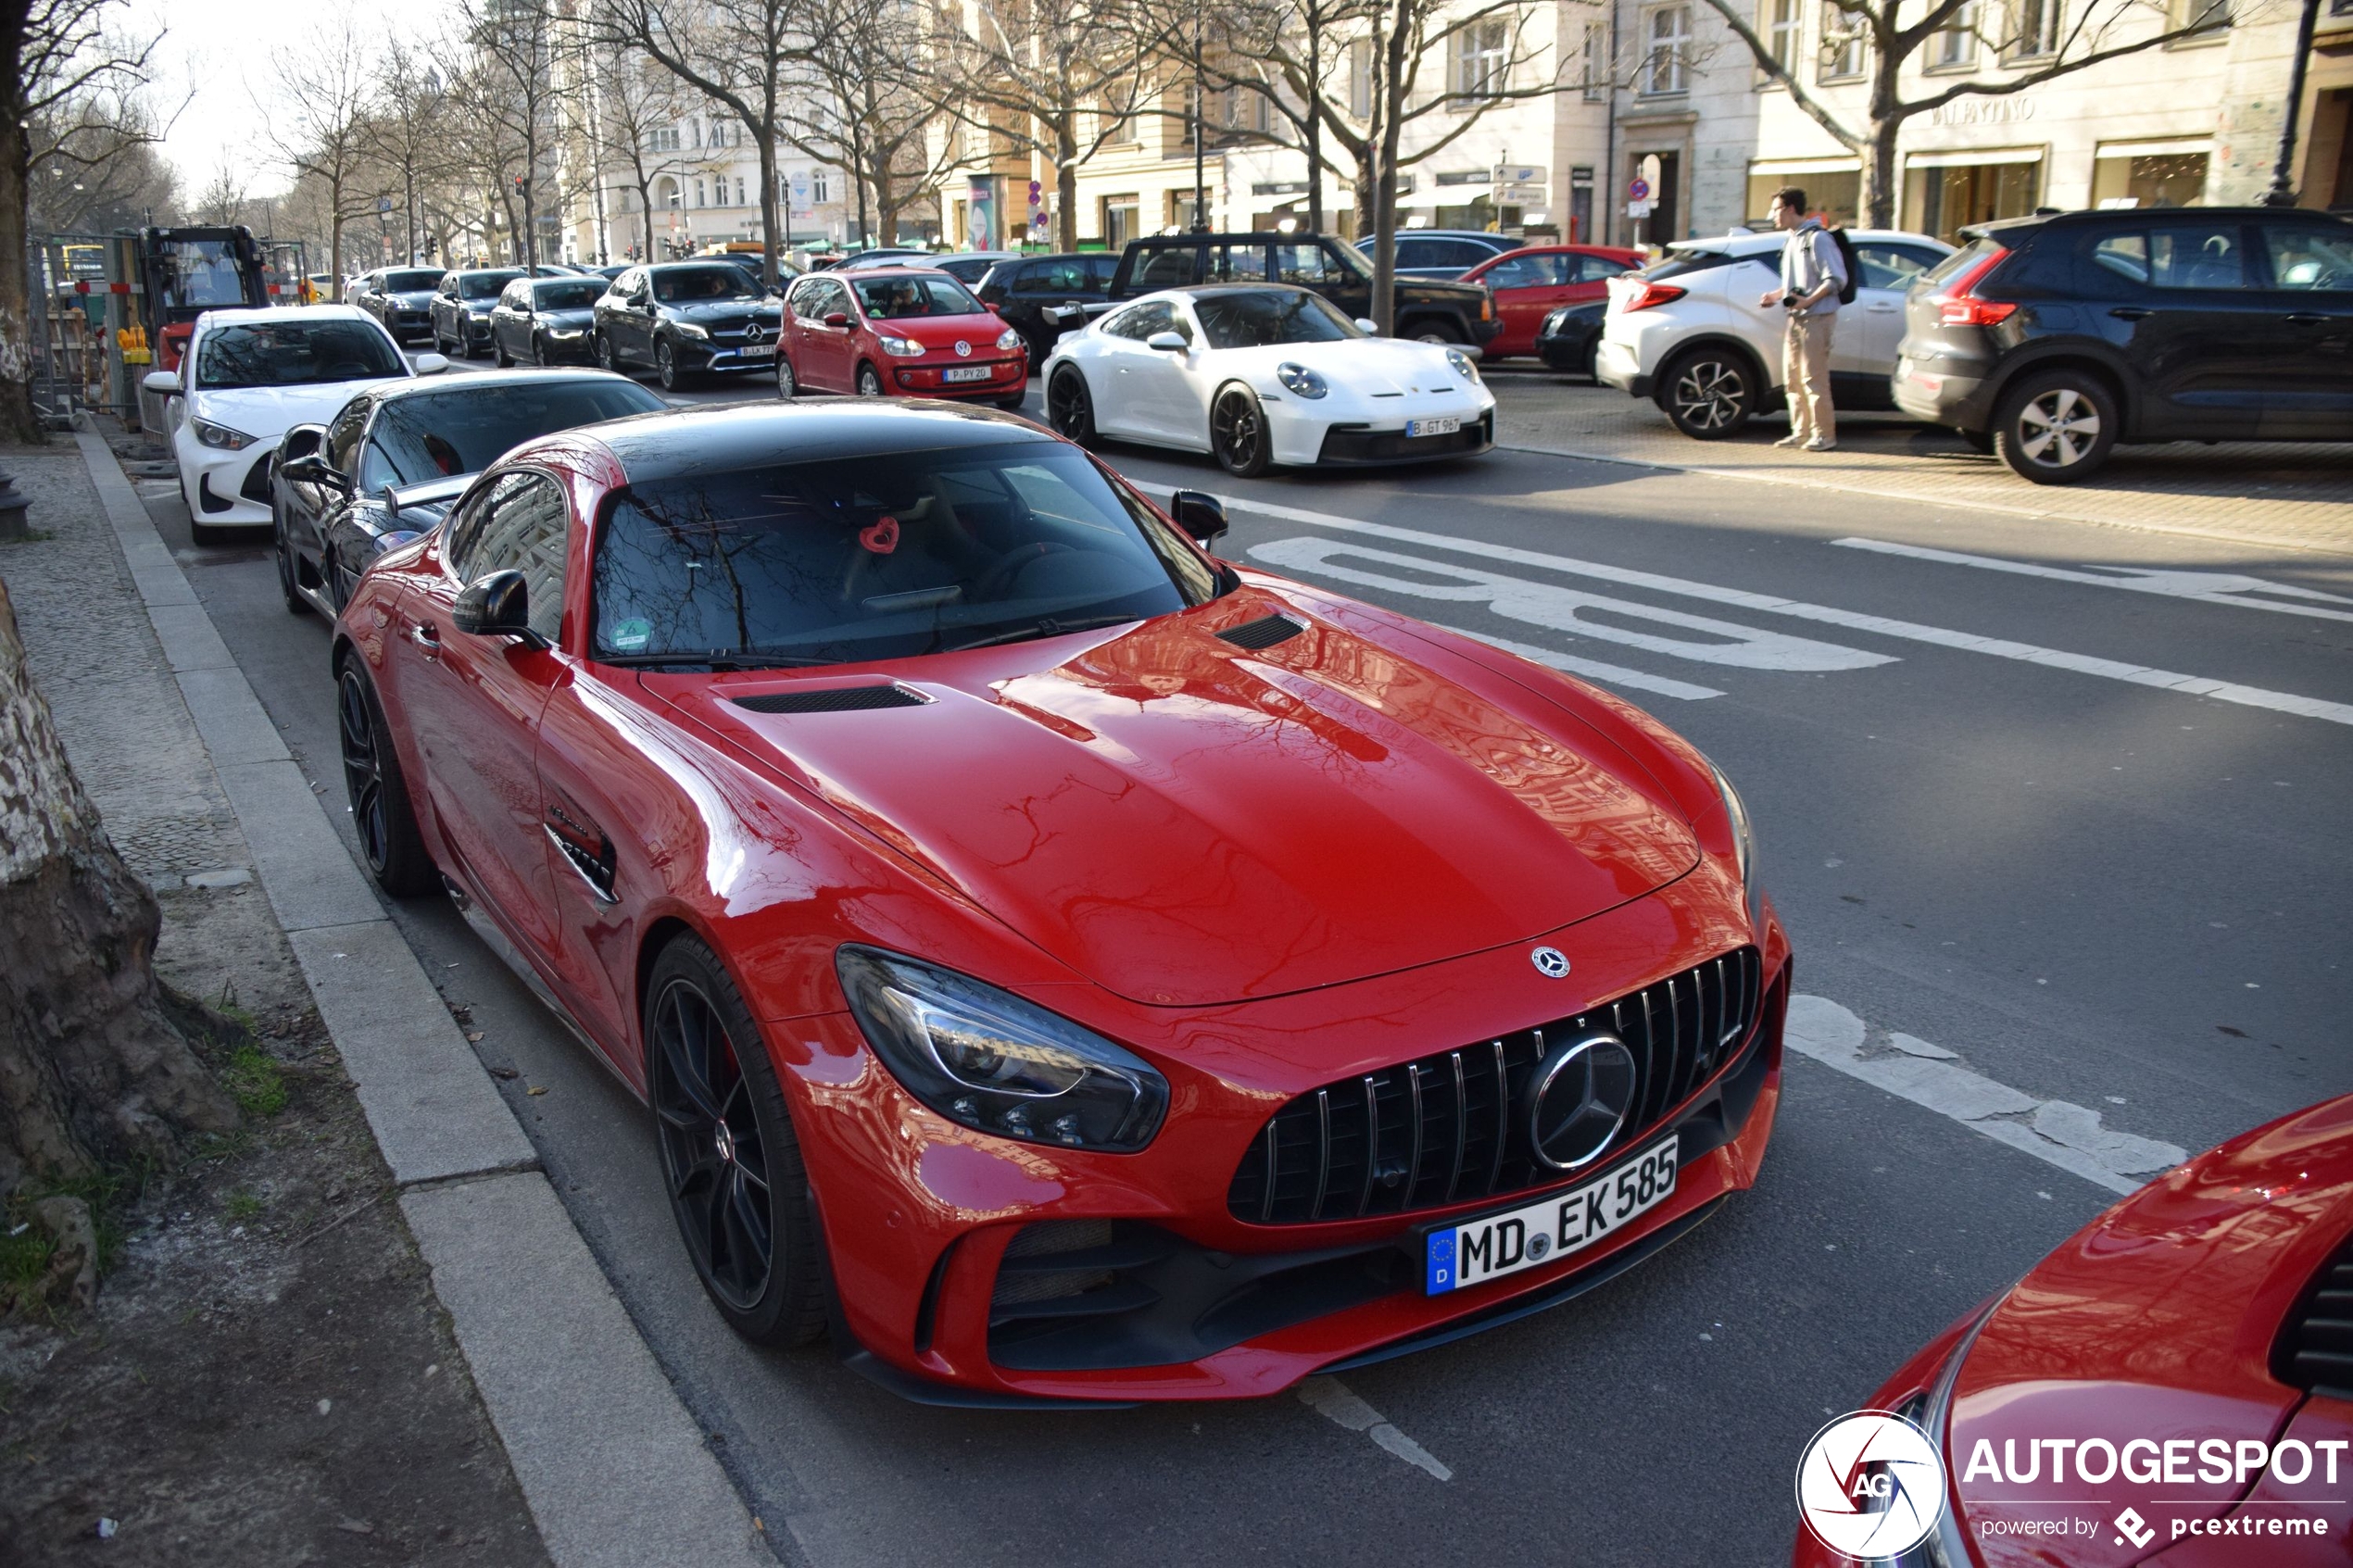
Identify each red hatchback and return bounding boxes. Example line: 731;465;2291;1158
1461;244;1647;358
331;401;1786;1405
1796;1096;2353;1566
777;267;1028;408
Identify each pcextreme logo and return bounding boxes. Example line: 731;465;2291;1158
1795;1410;1948;1560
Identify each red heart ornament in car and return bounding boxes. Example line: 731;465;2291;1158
859;516;900;554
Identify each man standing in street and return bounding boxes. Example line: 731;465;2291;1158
1757;186;1846;452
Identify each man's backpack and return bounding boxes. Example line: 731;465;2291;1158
1826;227;1862;305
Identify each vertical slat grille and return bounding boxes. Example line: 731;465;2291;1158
2275;1235;2353;1398
1227;947;1764;1224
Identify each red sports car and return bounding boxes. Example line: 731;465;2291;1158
776;267;1028;408
1794;1096;2353;1566
332;400;1787;1404
1460;244;1647;358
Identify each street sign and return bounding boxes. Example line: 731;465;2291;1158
1628;178;1651;201
379;195;394;212
1628;200;1654;219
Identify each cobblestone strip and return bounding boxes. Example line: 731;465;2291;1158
69;430;776;1568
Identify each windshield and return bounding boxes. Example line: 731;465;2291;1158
459;270;522;300
194;321;406;389
385;270;442;293
589;440;1217;665
1194;291;1360;350
356;380;663;490
159;240;248;310
853;275;983;319
534;279;607;310
654;266;758;304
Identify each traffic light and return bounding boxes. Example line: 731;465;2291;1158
512;174;529;195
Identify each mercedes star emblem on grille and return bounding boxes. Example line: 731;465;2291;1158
1528;1034;1640;1170
954;340;972;357
1531;946;1570;978
743;322;763;341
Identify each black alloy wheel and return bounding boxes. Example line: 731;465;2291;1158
1993;370;2119;485
646;938;825;1345
1046;367;1096;444
532;333;551;368
1660;348;1756;440
273;506;308;615
855;362;885;397
1211;383;1272;477
334;662;436;896
775;354;798;399
493;332;513;367
656;336;683;391
596;332;619;372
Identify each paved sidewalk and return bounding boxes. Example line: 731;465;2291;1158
1486;375;2353;558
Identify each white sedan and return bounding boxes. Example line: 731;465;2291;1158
145;306;445;545
1041;284;1495;476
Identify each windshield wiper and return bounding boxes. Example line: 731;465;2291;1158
939;613;1140;654
598;650;837;671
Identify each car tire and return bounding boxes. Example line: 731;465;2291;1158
273;508;309;615
1403;317;1466;345
776;355;798;399
596;332;620;372
1992;370;2118;483
656;337;684;391
334;659;438;897
1211;383;1273;477
1046;367;1096;445
993;392;1027;412
493;334;512;367
1658;347;1757;440
189;518;232;546
532;334;553;368
855;362;884;397
644;935;827;1348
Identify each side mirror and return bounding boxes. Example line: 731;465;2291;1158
280;422;326;462
413;352;449;374
280;452;352;493
823;311;849;328
1145;331;1189;353
1168;490;1227;545
1354;318;1379;333
143;370;182;396
451;570;539;643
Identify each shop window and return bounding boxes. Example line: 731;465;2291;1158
2090;150;2208;208
1744;169;1858;228
1903;160;2039;244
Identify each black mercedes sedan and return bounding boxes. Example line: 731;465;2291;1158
591;260;785;390
489;274;611;367
429;268;526;359
268;370;662;616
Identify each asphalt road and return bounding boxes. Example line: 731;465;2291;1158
154;359;2353;1568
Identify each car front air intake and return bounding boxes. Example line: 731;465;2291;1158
731;684;929;714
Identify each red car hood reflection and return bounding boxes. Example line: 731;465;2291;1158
661;590;1699;1007
1947;1097;2353;1565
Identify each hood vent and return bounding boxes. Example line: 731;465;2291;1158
2275;1234;2353;1398
733;684;929;715
1217;613;1306;652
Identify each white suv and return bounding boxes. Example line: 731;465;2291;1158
1595;229;1952;439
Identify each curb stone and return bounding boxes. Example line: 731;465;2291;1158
74;428;776;1568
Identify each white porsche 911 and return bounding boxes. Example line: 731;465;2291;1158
1041;284;1496;476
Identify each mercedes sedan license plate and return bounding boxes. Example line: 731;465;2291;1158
944;365;991;383
739;344;775;358
1406;415;1461;438
1424;1135;1678;1294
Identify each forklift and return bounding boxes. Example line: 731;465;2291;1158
137;225;271;374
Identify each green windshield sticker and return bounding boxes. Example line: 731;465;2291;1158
610;617;652;651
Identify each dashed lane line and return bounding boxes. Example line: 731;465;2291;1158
1213;495;2353;729
1785;994;2187;1198
1297;1376;1454;1482
1831;538;2353;623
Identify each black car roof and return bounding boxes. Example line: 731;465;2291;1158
1968;206;2353;240
1129;232;1330;245
359;369;636;409
576;400;1053;483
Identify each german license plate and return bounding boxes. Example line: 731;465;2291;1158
944;364;991;383
1424;1135;1678;1294
738;344;775;359
1406;415;1461;438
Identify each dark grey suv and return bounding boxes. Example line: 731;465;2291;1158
1893;207;2353;483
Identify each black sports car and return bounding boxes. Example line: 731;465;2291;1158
268;370;663;616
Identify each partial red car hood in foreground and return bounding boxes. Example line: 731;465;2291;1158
656;583;1702;1008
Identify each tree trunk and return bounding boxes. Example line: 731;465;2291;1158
0;73;44;445
1863;120;1900;229
1057;124;1079;253
1305;7;1324;236
756;131;781;286
0;576;236;1199
329;209;346;300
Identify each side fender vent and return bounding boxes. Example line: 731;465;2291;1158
1217;613;1306;651
733;684;930;715
2275;1234;2353;1399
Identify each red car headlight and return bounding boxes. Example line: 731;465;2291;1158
836;947;1168;1151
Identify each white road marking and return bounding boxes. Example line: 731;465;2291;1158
1248;536;1894;671
1296;1375;1453;1481
1785;995;2187;1197
1216;495;2353;729
1831;537;2353;623
1438;624;1725;701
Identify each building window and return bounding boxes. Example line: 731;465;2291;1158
1765;0;1801;75
1347;40;1373;117
2090;145;2209;207
648;126;681;153
1582;19;1610;99
1453;19;1510;99
1929;1;1976;67
2010;0;2061;56
1642;6;1690;94
2167;0;2229;31
1819;3;1867;80
812;169;829;204
693;177;706;208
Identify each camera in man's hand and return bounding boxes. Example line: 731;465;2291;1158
1782;292;1806;309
